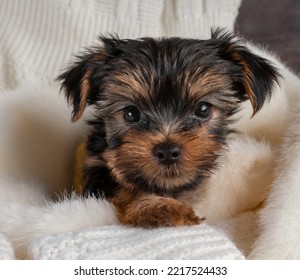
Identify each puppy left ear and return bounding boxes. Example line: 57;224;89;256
230;47;280;116
214;30;281;115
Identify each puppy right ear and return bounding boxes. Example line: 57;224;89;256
57;55;93;122
57;49;106;122
57;35;124;122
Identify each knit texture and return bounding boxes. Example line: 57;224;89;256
30;224;244;260
0;0;241;90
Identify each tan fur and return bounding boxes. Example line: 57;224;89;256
228;50;258;114
110;72;149;99
189;70;230;98
72;69;92;122
103;126;220;192
112;187;201;227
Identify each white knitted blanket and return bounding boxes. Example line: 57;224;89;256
30;224;246;260
0;0;241;90
0;0;245;260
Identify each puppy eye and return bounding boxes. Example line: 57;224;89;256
194;102;212;120
123;105;141;124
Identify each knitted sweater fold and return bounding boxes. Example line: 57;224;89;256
0;0;241;90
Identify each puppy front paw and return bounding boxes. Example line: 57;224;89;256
147;199;201;227
114;194;202;228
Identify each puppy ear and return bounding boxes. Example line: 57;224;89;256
213;29;281;115
57;36;122;122
57;53;96;122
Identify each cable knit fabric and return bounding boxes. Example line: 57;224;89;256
0;0;243;259
30;225;244;260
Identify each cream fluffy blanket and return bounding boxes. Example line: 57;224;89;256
0;0;269;260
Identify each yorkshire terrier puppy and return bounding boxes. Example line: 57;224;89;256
58;29;279;228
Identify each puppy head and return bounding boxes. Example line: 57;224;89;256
58;29;280;195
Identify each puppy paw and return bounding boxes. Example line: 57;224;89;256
149;199;202;227
116;195;202;228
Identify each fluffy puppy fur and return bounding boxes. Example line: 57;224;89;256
57;29;279;228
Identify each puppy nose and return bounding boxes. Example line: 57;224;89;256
153;142;182;166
